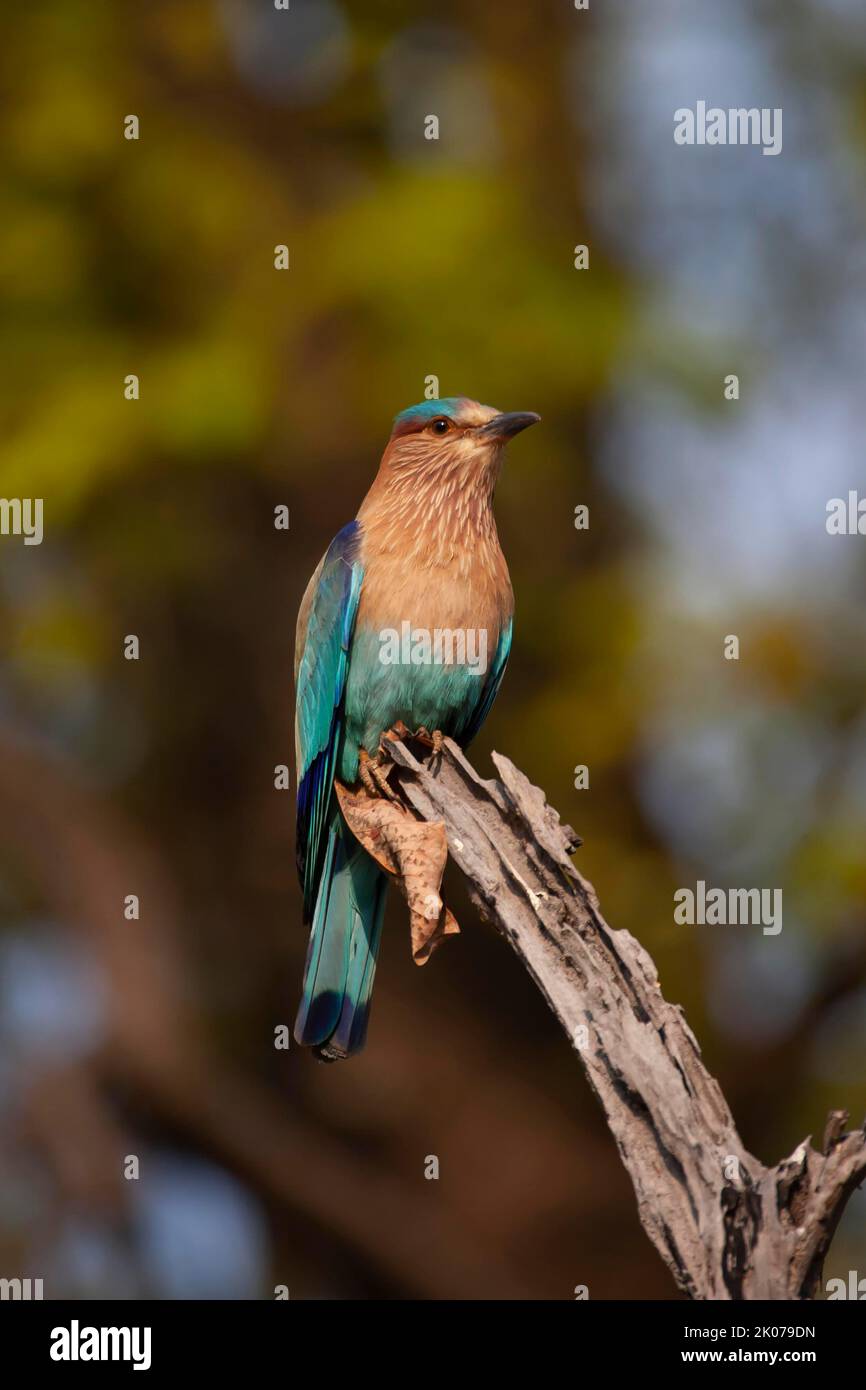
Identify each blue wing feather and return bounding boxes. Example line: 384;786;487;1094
461;616;512;746
295;521;364;921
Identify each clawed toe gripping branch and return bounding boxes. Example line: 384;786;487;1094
342;733;866;1301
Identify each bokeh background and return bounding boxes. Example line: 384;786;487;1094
1;0;865;1299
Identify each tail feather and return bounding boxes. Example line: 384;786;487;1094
294;810;386;1060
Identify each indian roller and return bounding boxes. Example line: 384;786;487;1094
293;396;539;1060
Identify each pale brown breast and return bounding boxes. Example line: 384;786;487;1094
356;498;512;646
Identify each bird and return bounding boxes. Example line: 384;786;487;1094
293;396;539;1060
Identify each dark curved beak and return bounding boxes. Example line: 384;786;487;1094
477;411;541;441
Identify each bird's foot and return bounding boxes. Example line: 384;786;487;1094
378;722;445;767
413;726;445;759
358;747;400;803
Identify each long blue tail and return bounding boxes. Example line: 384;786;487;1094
294;809;387;1061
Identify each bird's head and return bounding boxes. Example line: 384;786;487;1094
379;397;540;490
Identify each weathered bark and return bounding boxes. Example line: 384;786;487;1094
382;733;866;1301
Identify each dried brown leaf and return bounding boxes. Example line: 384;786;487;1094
335;781;460;964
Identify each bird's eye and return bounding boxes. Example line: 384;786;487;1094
430;417;451;435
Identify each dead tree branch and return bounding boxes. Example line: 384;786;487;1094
382;734;866;1301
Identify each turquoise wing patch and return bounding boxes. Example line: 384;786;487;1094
462;616;512;746
295;521;364;921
